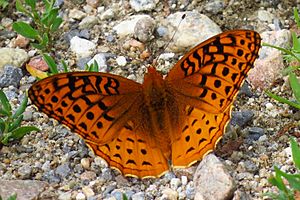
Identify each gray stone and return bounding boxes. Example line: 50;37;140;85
0;65;23;88
43;170;60;183
248;127;265;141
131;192;145;200
193;154;235;200
204;0;225;14
129;0;158;12
134;17;155;42
0;48;28;69
230;110;254;127
17;164;32;179
0;180;48;200
55;163;71;178
111;190;123;200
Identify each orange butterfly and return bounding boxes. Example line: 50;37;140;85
28;30;261;178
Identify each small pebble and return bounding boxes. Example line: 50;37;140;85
265;102;274;110
75;192;86;200
82;186;95;198
81;158;90;169
116;56;127;67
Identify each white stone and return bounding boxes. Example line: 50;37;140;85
75;192;86;200
58;191;72;200
170;178;181;190
80;158;90;169
193;154;235;200
100;8;115;20
82;186;95;198
0;48;29;69
164;11;221;52
265;102;274;110
70;36;96;58
113;15;154;38
181;176;188;186
69;9;86;20
161;188;178;200
87;53;107;72
79;16;99;29
158;53;175;60
116;56;127;67
257;10;274;23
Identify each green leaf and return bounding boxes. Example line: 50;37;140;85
50;17;62;32
0;107;10;117
263;43;300;63
40;33;49;47
10;126;40;140
31;43;46;50
61;60;69;72
269;173;286;192
15;0;27;13
12;22;39;40
7;193;17;200
41;8;58;26
0;0;8;9
294;7;300;28
266;91;300;110
43;0;55;13
43;53;58;74
0;90;12;115
1;132;11;145
292;32;300;52
25;0;36;9
92;60;99;72
8;115;23;132
289;72;300;103
291;137;300;170
0;118;5;133
12;95;28;119
282;65;300;76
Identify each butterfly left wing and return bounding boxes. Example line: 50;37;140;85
28;72;144;145
165;30;261;114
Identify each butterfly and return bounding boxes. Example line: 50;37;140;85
28;30;261;178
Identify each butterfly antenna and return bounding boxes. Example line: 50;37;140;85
152;14;186;67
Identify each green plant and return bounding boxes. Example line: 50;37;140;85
0;90;39;145
265;137;300;200
0;194;17;200
0;0;8;10
264;7;300;110
12;0;62;52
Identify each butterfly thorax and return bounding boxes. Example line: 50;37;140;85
142;67;182;158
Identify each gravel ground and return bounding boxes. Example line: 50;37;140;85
0;0;300;200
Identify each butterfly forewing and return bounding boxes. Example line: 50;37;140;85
166;30;261;114
28;72;143;144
